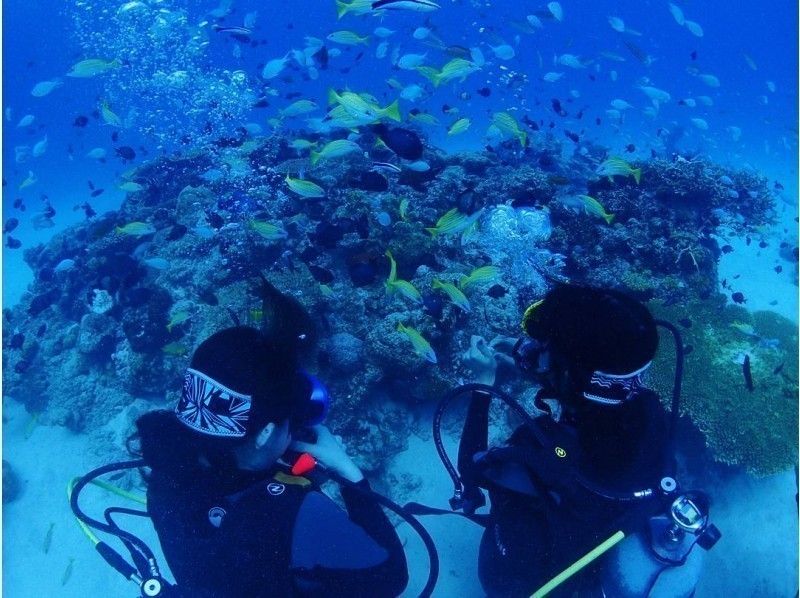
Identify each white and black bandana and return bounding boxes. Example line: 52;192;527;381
175;368;252;437
582;361;651;405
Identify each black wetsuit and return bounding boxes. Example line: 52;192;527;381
468;389;670;597
147;464;408;597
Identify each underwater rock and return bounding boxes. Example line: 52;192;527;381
3;460;22;504
175;186;215;227
28;289;60;317
88;289;114;314
325;332;364;375
77;313;117;358
121;287;172;353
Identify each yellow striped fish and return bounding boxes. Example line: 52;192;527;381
459;265;500;290
285;175;325;198
432;279;471;312
397;322;437;364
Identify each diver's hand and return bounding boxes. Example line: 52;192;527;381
290;425;364;483
463;335;498;386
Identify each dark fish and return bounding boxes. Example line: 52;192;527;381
625;144;636;153
285;91;302;99
731;292;746;304
36;323;47;337
199;289;219;306
252;97;270;109
308;264;335;284
721;244;734;254
773;362;785;375
6;236;21;249
595;117;602;125
622;39;650;64
551;98;567;117
9;333;24;349
576;109;584;119
422;292;444;319
313;45;329;70
678;318;692;328
313;221;346;249
522;115;539;131
355;51;364;61
347;255;377;287
115;146;136;161
167;224;188;241
564;130;579;143
774;265;783;273
72;115;89;127
745;236;751;246
352;170;389;192
13;197;26;210
742;354;754;391
758;240;768;248
775;181;784;190
14;360;30;374
476;87;491;97
3;218;19;234
370;124;423;160
28;288;59;316
90;188;105;198
78;202;96;218
111;131;119;143
769;299;778;306
690;50;697;60
444;45;472;59
88;180;95;190
206;212;224;229
487;284;507;299
650;149;657;158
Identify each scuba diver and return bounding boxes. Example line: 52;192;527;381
132;325;409;597
417;283;720;597
69;279;440;597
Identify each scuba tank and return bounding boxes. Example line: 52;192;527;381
602;490;720;597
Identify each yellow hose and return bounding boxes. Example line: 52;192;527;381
531;530;626;597
67;475;147;545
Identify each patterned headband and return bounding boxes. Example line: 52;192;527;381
175;368;252;437
582;361;652;405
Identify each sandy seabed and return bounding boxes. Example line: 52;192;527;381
2;392;797;598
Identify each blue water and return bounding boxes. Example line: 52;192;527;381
3;0;798;596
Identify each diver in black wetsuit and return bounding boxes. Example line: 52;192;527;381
133;326;408;597
458;284;713;597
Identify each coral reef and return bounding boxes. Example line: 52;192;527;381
648;300;797;476
2;130;793;473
